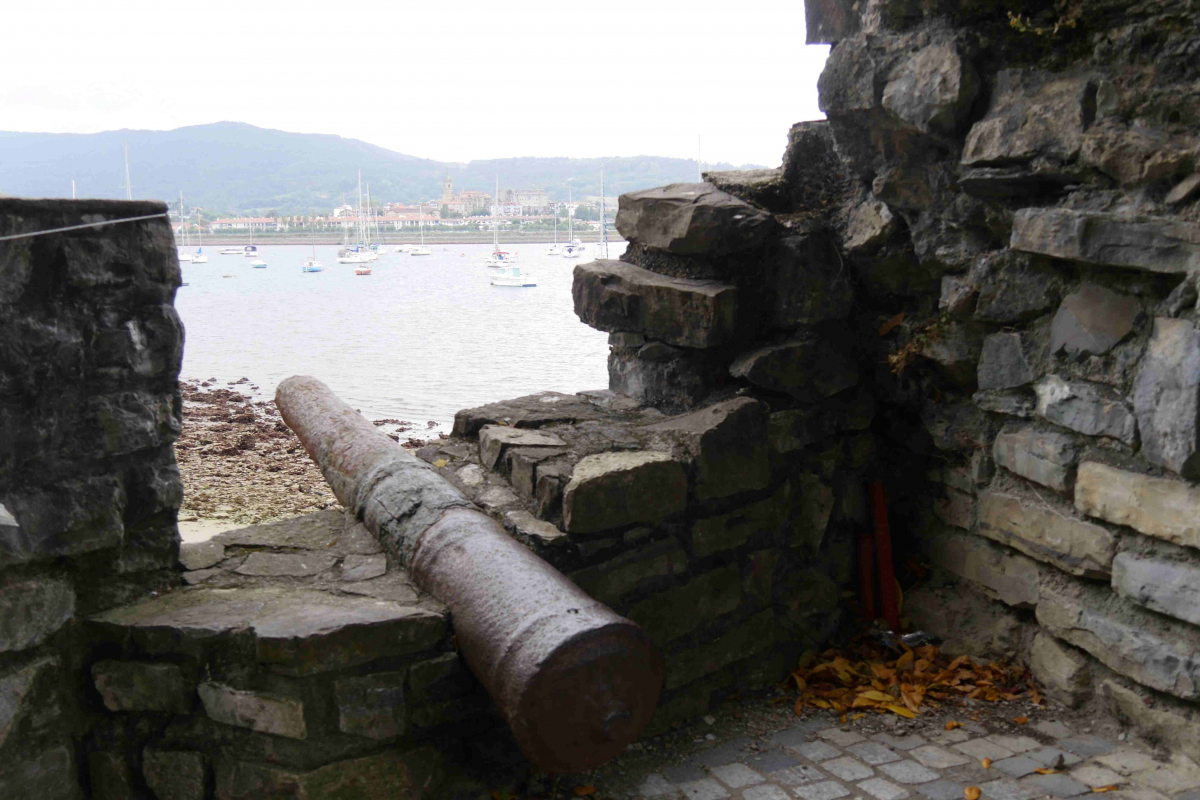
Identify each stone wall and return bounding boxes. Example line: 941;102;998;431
802;0;1200;763
0;200;185;797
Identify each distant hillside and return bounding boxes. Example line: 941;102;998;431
0;122;760;215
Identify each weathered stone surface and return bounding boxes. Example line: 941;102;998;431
933;487;975;530
608;331;646;348
0;476;124;566
408;652;473;702
979;491;1116;578
1133;318;1200;478
1034;375;1137;444
972;250;1063;324
340;553;387;581
993;426;1079;493
1104;681;1200;765
335;670;406;739
1075;461;1200;549
452;391;605;438
0;578;74;653
143;749;206;800
90;585;446;675
924;529;1040;608
573;260;740;349
627;565;741;644
974;389;1037;418
978;332;1039;391
339;573;420;604
846;200;898;254
179;540;225;571
478;425;567;471
1166;173;1200;205
704;168;789;210
642;397;769;501
1012;209;1200;274
198;682;306;739
882;41;978;138
920;401;990;452
562;450;687;534
1030;633;1091;708
607;345;729;410
906;583;1024;659
920;322;982;386
1081;118;1195;185
91;660;192;713
570;539;689;605
501;509;568;549
805;0;859;44
666;610;776;689
614;183;773;256
234;552;337;577
1051;284;1141;359
1113;551;1200;627
215;509;381;555
962;71;1092;167
89;750;133;800
0;657;58;750
764;232;854;327
730;336;857;402
1036;575;1200;700
215;747;444;800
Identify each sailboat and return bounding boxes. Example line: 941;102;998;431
595;168;609;261
484;177;518;267
547;204;561;255
176;192;193;263
192;229;208;263
337;171;376;263
302;242;323;273
562;190;585;258
410;202;431;255
246;224;264;266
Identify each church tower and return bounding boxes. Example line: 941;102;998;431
441;173;453;203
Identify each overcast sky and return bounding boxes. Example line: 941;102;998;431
2;0;829;167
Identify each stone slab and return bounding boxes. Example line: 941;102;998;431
730;337;858;402
993;426;1078;493
978;490;1115;578
1113;551;1200;626
143;749;206;800
923;528;1040;608
91;660;192;714
198;682;306;739
214;746;444;800
1133;318;1200;478
478;425;567;471
340;553;387;582
1075;461;1200;549
562;450;687;534
179;540;225;571
234;552;337;577
1011;208;1200;274
215;509;381;555
1029;632;1091;707
334;670;406;740
614;182;773;256
1051;284;1141;359
1034;375;1137;444
0;578;74;654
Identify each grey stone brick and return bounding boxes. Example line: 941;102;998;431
917;780;967;800
848;742;904;765
878;761;941;785
859;777;910;800
711;763;763;789
824;757;874;781
1019;772;1090;797
794;782;852;800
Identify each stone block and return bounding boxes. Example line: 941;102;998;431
1103;681;1200;765
666;610;776;689
408;652;473;701
993;426;1079;493
1036;575;1200;700
882;41;978;138
962;71;1093;167
805;0;860;43
88;751;132;800
334;670;407;739
507;446;567;498
979;490;1115;578
1029;633;1091;708
933;487;975;530
340;553;386;581
562;450;687;533
1051;284;1141;359
763;232;854;328
234;552;337;577
608;331;645;348
571;538;689;605
768;407;839;452
1166;173;1200;205
614;183;773;256
179;540;224;571
972;251;1064;325
501;508;568;548
143;749;206;800
0;578;74;654
925;529;1040;608
974;389;1036;418
198;682;306;739
91;660;192;714
1034;376;1137;444
0;657;59;749
90;585;447;675
477;425;566;471
1133;318;1200;478
607;345;729;410
627;565;741;643
215;747;444;800
978;332;1039;391
1011;209;1200;275
730;336;858;402
920;401;991;453
0;476;125;566
451;391;605;438
84;390;181;458
922;322;983;386
642;397;769;501
1075;461;1200;549
573;260;740;348
691;494;774;559
1113;551;1200;627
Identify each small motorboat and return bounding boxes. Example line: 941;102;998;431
218;247;243;255
410;246;431;256
250;259;267;268
562;239;586;258
243;245;260;258
355;266;372;275
490;266;536;287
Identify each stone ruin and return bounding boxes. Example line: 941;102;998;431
2;0;1200;795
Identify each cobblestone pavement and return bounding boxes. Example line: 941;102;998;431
624;717;1200;800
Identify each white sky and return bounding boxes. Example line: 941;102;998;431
1;0;829;167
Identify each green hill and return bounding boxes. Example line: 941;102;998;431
0;122;760;216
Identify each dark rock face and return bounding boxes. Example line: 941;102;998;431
881;40;979;139
1011;209;1200;274
1050;284;1142;359
805;0;860;44
614;183;773;257
961;70;1094;169
729;336;859;402
761;232;854;328
1133;318;1200;478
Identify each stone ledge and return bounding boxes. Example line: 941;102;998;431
1011;208;1200;274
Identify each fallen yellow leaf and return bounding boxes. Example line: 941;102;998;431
982;758;992;770
1014;716;1029;725
879;312;906;336
433;458;448;468
574;785;596;797
945;721;962;730
965;787;981;800
884;704;917;719
1093;786;1120;793
850;713;866;721
896;650;915;668
858;690;894;703
1034;769;1058;775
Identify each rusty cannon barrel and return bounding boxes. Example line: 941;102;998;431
275;375;663;773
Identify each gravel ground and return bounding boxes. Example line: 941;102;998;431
174;378;432;528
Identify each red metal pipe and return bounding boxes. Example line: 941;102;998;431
870;481;900;632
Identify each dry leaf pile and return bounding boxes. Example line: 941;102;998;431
790;644;1043;720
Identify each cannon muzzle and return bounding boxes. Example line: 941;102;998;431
275;376;663;773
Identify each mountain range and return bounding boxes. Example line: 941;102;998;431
0;122;762;216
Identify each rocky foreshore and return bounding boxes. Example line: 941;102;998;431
175;379;431;530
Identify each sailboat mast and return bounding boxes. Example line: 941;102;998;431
598;168;608;259
71;180;76;199
493;175;500;250
124;144;132;200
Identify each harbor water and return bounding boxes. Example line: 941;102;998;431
176;242;621;430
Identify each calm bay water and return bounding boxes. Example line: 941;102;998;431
175;242;621;430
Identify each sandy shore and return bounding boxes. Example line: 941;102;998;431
175;379;432;538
